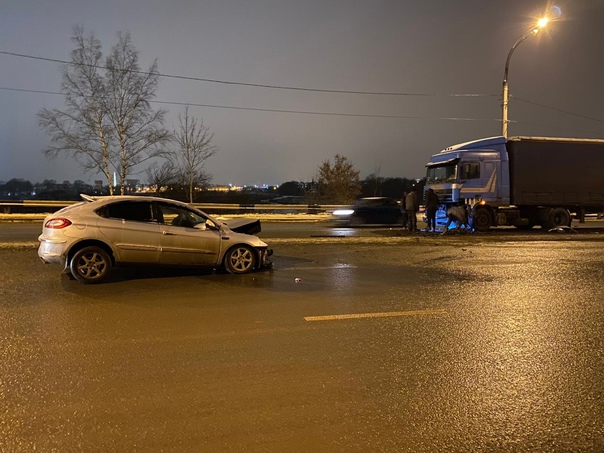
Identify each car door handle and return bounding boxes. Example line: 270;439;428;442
162;231;175;235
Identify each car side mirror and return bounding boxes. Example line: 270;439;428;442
204;220;219;230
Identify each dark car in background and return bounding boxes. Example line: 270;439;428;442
332;197;403;225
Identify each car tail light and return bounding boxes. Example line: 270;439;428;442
45;218;72;229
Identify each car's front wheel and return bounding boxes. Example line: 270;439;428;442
69;246;112;284
224;245;256;274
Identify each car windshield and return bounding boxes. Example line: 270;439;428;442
426;164;457;183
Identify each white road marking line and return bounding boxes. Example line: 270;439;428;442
304;308;446;322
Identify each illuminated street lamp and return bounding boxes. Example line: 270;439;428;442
501;18;550;138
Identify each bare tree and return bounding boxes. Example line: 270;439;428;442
172;107;218;203
370;162;383;196
317;154;361;204
104;32;171;194
38;27;171;195
38;26;115;194
302;175;320;205
145;160;178;195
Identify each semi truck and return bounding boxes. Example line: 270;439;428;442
424;136;604;231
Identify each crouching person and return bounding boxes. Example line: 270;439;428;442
442;202;470;234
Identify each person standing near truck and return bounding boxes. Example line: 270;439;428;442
405;189;419;232
425;188;440;232
399;191;408;229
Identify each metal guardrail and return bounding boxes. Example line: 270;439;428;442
0;200;343;214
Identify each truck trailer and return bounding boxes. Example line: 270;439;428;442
424;136;604;231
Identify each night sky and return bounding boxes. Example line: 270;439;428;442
2;0;603;186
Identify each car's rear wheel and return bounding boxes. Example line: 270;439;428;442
69;246;112;284
224;245;256;274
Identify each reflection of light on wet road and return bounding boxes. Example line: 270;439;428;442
427;244;604;445
304;308;446;322
328;263;357;292
314;228;360;238
278;264;357;271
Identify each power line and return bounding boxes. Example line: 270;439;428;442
0;87;59;96
2;51;601;126
0;86;501;122
514;96;604;124
154;99;502;121
515;120;604;137
3;85;603;135
0;50;497;98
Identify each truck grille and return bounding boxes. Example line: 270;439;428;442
434;189;454;203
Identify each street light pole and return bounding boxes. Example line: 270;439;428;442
502;19;549;138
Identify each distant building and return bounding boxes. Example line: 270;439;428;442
125;179;140;193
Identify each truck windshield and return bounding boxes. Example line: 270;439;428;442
426;164;457;183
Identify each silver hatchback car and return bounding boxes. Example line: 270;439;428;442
38;195;272;283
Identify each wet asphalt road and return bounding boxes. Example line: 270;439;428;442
1;222;604;451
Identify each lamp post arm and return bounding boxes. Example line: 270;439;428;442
504;28;538;83
502;27;539;138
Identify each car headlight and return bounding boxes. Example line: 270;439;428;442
333;209;354;216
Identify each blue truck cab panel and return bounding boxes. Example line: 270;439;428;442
425;136;510;206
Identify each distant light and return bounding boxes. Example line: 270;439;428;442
537;17;549;28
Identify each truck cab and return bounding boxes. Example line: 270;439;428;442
425;136;510;214
425;136;526;231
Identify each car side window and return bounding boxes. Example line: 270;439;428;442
157;203;205;229
100;201;154;222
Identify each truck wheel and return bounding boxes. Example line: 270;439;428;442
472;207;492;232
544;207;571;229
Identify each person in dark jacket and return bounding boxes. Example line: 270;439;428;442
425;188;440;232
400;191;408;228
405;189;419;232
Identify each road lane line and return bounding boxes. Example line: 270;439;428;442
304;308;446;322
